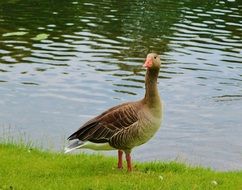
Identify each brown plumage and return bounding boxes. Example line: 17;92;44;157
65;53;163;171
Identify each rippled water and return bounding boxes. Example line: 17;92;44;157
0;0;242;170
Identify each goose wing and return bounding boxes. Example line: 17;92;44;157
68;102;140;143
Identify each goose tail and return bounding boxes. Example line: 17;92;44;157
64;140;84;153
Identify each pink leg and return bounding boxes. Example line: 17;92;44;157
125;152;132;172
117;150;123;169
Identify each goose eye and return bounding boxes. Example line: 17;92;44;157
154;56;157;59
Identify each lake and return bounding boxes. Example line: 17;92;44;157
0;0;242;170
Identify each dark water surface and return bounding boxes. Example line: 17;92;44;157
0;0;242;170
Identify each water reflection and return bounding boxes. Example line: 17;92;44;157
0;0;242;170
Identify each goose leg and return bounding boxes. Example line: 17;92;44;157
117;150;123;169
125;152;132;172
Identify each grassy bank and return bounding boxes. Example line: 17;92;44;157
0;143;242;190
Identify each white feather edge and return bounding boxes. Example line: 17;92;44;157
64;141;115;153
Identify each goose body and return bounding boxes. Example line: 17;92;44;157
65;53;163;171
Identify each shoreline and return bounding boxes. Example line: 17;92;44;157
0;143;242;189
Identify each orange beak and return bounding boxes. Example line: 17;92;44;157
143;58;153;68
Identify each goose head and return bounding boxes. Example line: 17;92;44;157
143;53;161;70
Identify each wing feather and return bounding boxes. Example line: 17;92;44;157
67;102;140;143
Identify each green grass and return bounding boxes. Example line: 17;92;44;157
0;143;242;190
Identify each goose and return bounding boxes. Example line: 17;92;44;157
65;53;163;171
